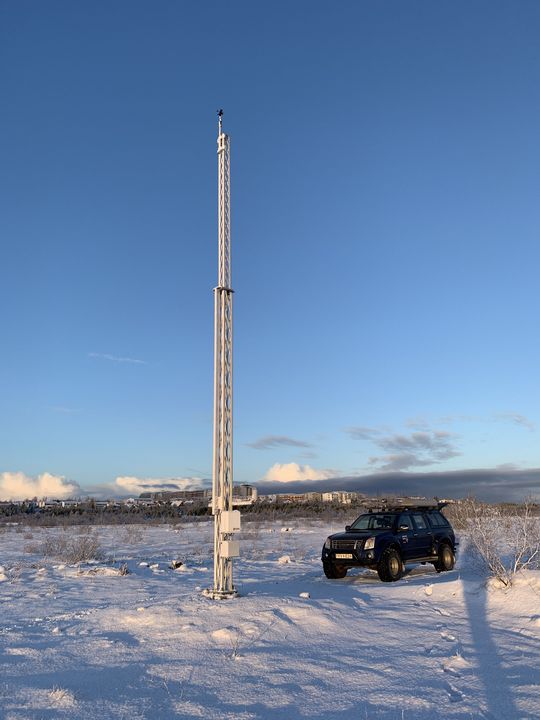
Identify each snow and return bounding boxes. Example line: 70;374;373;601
0;519;539;719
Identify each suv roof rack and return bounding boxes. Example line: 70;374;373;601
364;497;447;512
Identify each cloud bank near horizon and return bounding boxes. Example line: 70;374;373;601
114;475;206;496
254;466;540;503
0;472;81;501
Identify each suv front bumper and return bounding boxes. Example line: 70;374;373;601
321;547;376;566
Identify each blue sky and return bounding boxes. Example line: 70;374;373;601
1;1;539;501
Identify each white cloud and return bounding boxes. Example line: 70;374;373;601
114;476;206;496
262;463;335;483
0;472;80;501
247;435;313;450
348;426;461;471
89;352;147;365
494;412;536;431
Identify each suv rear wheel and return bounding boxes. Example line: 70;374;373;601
323;562;347;579
377;547;403;582
434;544;455;573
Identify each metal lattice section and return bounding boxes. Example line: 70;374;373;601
217;131;231;289
211;116;237;598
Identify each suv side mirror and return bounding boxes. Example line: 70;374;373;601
345;525;351;531
399;524;410;532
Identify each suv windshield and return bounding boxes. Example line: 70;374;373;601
350;513;395;530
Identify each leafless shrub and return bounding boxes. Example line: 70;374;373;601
455;497;540;586
505;502;540;575
289;536;309;562
48;686;76;708
8;563;23;583
238;525;265;559
119;525;145;545
27;530;103;564
229;629;241;659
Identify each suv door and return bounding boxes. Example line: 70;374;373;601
410;512;434;557
426;510;455;550
396;513;418;560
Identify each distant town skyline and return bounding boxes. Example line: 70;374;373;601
1;2;539;503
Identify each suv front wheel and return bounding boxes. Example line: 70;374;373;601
323;562;347;579
377;547;403;582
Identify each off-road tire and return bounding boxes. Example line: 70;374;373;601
377;547;403;582
323;562;347;579
434;544;455;573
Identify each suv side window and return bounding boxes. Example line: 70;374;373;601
398;513;413;530
427;511;449;528
411;513;428;530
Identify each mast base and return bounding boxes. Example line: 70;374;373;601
202;587;239;600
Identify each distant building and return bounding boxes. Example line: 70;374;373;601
321;491;358;504
273;493;301;504
139;484;257;507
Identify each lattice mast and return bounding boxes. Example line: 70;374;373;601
210;110;239;598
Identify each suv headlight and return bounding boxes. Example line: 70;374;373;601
324;537;331;549
364;537;375;550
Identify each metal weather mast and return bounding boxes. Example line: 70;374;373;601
207;110;240;599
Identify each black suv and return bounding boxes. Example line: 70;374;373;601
321;502;457;582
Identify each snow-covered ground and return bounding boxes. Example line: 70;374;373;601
0;519;538;719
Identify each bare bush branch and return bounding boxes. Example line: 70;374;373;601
27;530;102;564
455;497;540;586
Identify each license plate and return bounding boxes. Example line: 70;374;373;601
335;553;353;559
